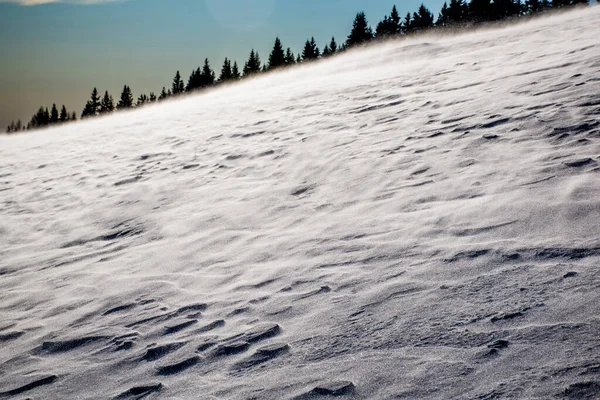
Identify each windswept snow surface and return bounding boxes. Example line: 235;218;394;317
1;8;600;400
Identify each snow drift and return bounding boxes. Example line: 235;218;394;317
1;7;600;400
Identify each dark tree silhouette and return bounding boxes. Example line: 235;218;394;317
59;105;69;122
492;0;522;19
172;71;185;95
412;4;435;31
149;92;157;102
376;6;402;38
346;12;373;48
268;37;286;69
403;12;412;34
50;104;59;124
100;90;115;114
243;49;262;76
137;94;149;106
329;37;338;54
219;58;233;82
82;87;101;119
158;87;169;101
117;85;134;109
186;68;201;91
302;37;320;61
200;58;215;87
322;44;331;57
284;48;296;65
232;61;241;79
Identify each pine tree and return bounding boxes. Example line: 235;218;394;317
82;87;101;118
172;71;185;95
50;104;59;124
200;58;215;87
100;90;115;114
59;105;69;122
137;94;149;106
243;50;262;76
412;4;435;30
149;92;157;102
329;37;338;54
117;85;134;109
403;12;413;34
186;68;200;92
158;87;168;101
284;48;296;65
268;37;286;69
322;44;331;57
232;62;241;80
219;58;233;82
302;37;320;61
71;112;77;121
346;12;373;48
296;53;302;63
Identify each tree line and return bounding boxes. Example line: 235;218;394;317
4;0;590;134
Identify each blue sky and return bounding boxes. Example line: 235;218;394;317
0;0;446;128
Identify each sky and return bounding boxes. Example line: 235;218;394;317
0;0;447;129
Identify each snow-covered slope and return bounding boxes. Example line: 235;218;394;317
1;7;600;400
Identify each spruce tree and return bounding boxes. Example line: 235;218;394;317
243;50;262;76
302;37;319;61
322;44;331;57
329;37;338;54
172;71;185;95
186;69;199;92
50;104;59;124
268;37;286;69
82;87;101;118
346;12;373;48
159;87;168;101
232;62;241;79
403;12;412;34
219;58;233;82
200;58;215;87
137;94;149;106
117;85;134;109
71;112;77;121
412;4;435;30
149;92;157;102
468;0;493;21
100;90;115;114
284;48;296;65
59;105;68;122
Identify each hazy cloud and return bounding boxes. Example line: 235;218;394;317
1;0;123;5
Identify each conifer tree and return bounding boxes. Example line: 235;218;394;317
117;85;134;109
149;92;157;102
82;87;101;118
186;68;200;92
412;4;435;30
243;50;262;76
284;48;296;65
329;37;338;54
231;62;241;80
322;44;331;57
158;87;168;101
172;71;185;95
346;12;373;48
50;104;59;124
219;58;233;82
71;112;77;121
137;94;149;106
268;37;286;69
403;12;412;34
100;90;115;114
200;58;215;87
59;105;69;122
302;37;320;61
296;53;302;63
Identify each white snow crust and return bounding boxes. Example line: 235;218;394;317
1;7;600;400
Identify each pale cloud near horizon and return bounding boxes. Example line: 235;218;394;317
1;0;123;5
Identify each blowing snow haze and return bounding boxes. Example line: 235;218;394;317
1;6;600;400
